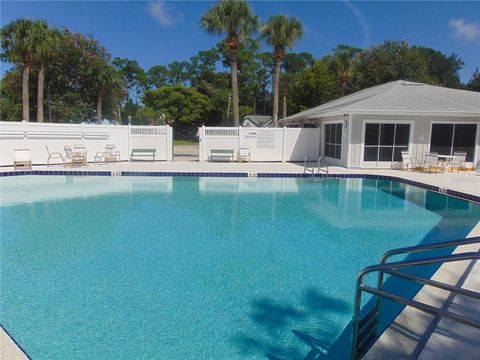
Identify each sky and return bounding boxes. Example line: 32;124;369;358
1;1;479;83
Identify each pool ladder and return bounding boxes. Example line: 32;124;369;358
304;155;329;176
351;236;480;359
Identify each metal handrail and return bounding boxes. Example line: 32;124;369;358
351;248;480;360
376;236;480;322
380;236;480;264
317;156;329;175
304;155;313;175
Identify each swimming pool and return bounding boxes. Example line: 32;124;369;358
1;176;479;359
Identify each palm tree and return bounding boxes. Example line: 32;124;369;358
330;45;360;96
201;0;258;126
1;19;46;122
261;15;303;127
34;26;61;122
93;65;125;122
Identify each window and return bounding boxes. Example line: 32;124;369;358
363;123;410;162
324;123;342;160
430;123;477;162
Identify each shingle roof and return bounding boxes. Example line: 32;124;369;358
280;80;480;123
243;115;273;127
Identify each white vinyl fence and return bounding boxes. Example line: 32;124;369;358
198;126;320;162
0;121;173;166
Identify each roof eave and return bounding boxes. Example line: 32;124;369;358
349;109;480;118
280;109;480;124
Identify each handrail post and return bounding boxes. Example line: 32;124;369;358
304;155;311;174
351;278;364;360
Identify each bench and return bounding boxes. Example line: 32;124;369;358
210;149;234;162
130;148;156;162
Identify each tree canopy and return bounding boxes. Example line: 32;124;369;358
143;85;212;125
0;9;475;130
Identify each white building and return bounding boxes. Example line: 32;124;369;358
280;80;480;168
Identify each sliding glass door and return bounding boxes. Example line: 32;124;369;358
324;123;342;160
430;123;477;162
363;123;410;163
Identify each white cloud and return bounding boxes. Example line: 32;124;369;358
147;1;178;27
448;18;480;43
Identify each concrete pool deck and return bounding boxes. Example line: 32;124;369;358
1;161;479;359
1;161;479;199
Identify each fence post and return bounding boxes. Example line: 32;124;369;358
22;120;27;148
167;125;173;161
199;125;205;162
238;126;242;154
282;126;286;163
81;122;85;145
127;123;131;161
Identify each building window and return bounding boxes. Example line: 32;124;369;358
430;123;477;162
324;123;342;159
364;123;410;162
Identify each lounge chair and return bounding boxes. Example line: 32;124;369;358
422;152;445;173
73;144;87;157
64;146;86;167
237;147;251;162
94;144;118;164
105;144;120;162
45;146;64;166
13;149;32;170
400;150;420;171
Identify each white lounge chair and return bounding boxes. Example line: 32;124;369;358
423;152;445;173
105;144;120;162
447;151;467;172
401;150;420;171
45;146;64;166
94;144;119;164
13;149;32;170
64;146;86;167
238;147;251;162
73;144;87;157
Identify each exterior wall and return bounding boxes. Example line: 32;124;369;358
0;121;173;166
198;126;320;162
348;114;480;168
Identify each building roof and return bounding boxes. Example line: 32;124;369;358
280;80;480;124
243;115;273;127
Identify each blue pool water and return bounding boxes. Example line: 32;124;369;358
1;176;479;360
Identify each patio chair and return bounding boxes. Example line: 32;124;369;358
73;144;87;157
237;147;251;162
448;151;467;172
105;144;120;162
400;150;420;171
422;152;445;174
64;146;86;167
13;149;32;170
94;144;119;164
45;146;64;166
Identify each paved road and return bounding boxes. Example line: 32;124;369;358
174;145;198;161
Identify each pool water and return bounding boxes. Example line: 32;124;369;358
1;176;479;360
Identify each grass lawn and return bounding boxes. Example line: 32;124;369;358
174;139;199;146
